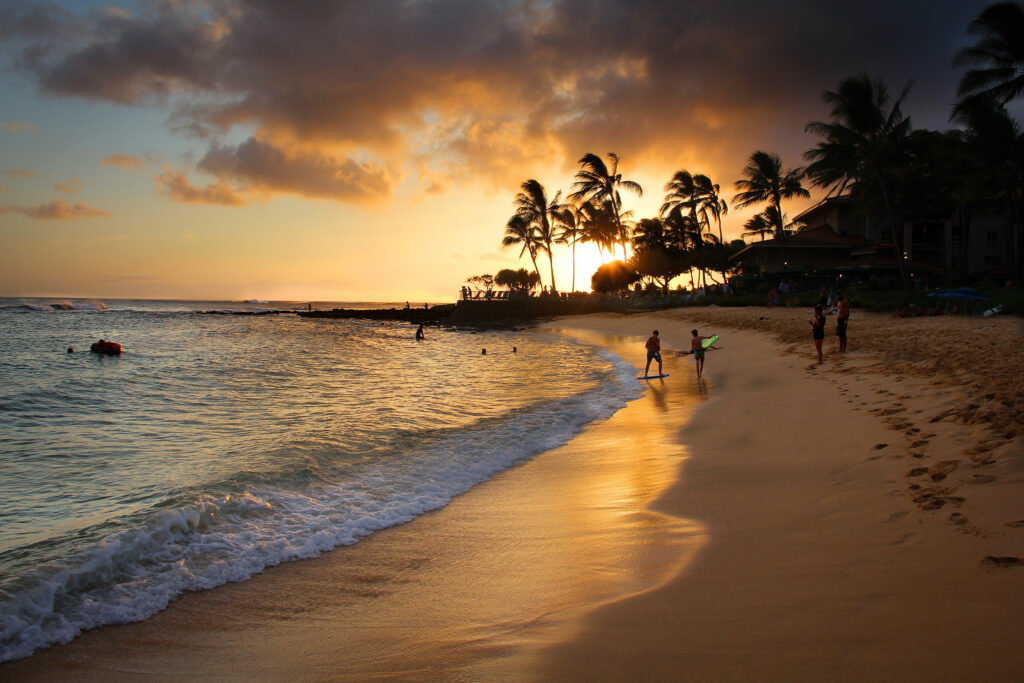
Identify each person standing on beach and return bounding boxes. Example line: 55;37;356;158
809;305;826;364
644;330;662;376
836;293;850;353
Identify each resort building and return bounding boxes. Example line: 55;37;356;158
731;195;1019;287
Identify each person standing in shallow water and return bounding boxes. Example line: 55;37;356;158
836;293;850;353
644;330;662;377
809;305;826;364
415;324;425;341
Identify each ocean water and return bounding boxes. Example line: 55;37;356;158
0;298;640;662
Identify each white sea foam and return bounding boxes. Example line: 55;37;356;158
0;348;639;662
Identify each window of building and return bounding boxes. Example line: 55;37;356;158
986;231;998;247
984;256;1001;266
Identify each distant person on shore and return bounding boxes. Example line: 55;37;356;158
415;324;425;341
809;305;826;364
767;288;778;307
689;329;716;379
836;293;850;353
644;330;662;377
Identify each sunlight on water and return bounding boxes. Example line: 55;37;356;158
0;298;640;662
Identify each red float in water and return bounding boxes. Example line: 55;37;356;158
90;339;122;355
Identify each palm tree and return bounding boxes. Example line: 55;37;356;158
694;174;729;244
954;2;1024;111
552;205;584;292
568;153;643;260
513;179;560;293
733;151;809;234
502;215;544;289
803;74;912;283
733;151;809;276
577;199;620;262
741;212;772;242
662;170;729;245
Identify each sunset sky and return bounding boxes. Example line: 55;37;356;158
0;0;994;302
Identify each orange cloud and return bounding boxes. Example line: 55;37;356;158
4;168;36;178
0;121;39;134
156;171;247;206
0;199;111;220
101;153;147;169
197;138;392;203
55;177;82;193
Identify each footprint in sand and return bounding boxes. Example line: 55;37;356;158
980;556;1024;569
906;467;929;477
967;474;998;485
928;460;960;481
888;511;910;522
874;443;888;450
910;439;929;448
1005;520;1024;528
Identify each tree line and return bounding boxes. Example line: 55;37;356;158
486;1;1024;295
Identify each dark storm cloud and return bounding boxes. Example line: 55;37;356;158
0;0;993;201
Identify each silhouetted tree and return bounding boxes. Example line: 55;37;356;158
513;179;560;292
804;74;912;284
954;2;1024;112
495;267;541;294
569;153;643;260
502;215;544;289
591;260;639;293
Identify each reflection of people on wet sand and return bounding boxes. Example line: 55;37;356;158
644;330;662;376
809;305;826;364
415;324;425;341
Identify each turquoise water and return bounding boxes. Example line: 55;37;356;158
0;298;639;662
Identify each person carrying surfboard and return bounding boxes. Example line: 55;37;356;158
689;329;716;379
644;330;663;377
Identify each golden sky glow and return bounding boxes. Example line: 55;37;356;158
0;0;988;301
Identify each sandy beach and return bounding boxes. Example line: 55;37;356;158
3;307;1022;680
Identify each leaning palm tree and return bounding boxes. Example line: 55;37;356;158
502;214;544;289
513;179;560;292
954;2;1024;112
804;74;912;283
568;153;643;260
693;174;729;244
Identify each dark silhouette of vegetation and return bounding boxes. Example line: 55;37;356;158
954;2;1024;111
569;153;643;260
483;4;1023;301
591;261;639;293
495;268;540;294
513;179;561;292
804;74;913;284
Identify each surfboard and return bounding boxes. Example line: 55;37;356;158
637;374;669;380
701;334;719;349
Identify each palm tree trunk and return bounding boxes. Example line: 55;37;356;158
571;239;576;292
875;171;908;288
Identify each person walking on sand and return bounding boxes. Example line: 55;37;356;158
644;330;662;377
809;305;826;364
689;329;716;379
836;293;850;353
